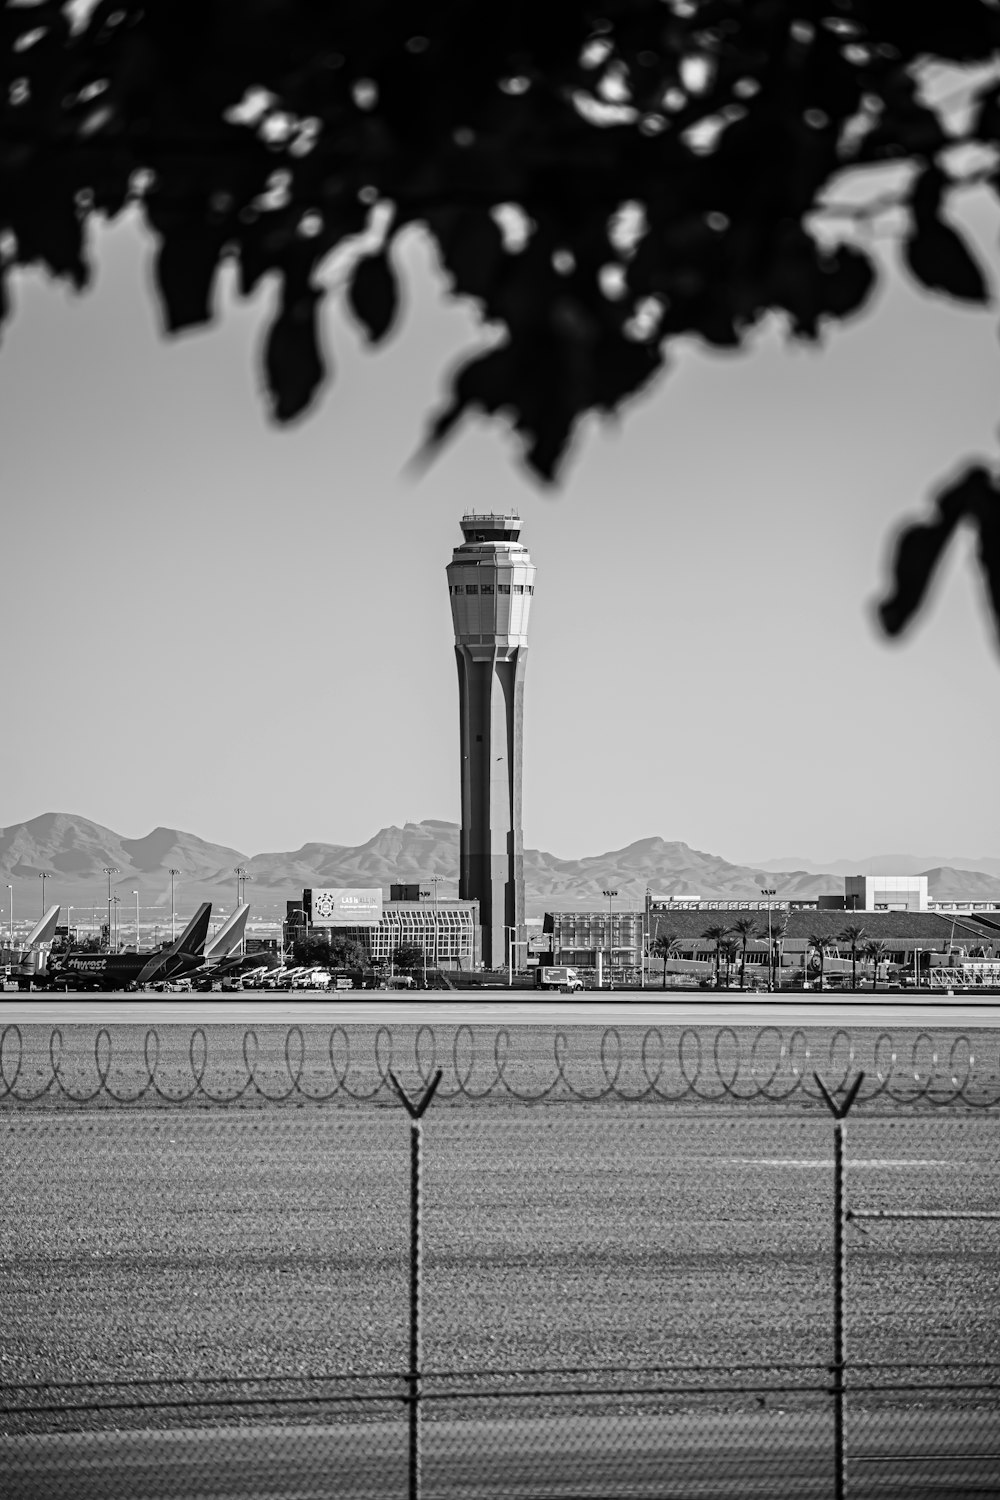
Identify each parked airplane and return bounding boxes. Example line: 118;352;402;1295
49;904;213;991
7;905;62;989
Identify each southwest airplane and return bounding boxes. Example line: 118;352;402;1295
50;903;213;991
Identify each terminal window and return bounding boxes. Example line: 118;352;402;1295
481;585;494;594
465;584;479;594
498;584;511;594
513;584;524;594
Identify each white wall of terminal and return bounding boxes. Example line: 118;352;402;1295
844;875;928;911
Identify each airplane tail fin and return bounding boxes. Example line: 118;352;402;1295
175;902;213;958
24;905;61;950
135;902;212;987
11;905;60;978
204;903;250;962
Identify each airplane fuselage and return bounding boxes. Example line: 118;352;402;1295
50;952;200;991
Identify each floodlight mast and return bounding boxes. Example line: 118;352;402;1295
447;514;534;973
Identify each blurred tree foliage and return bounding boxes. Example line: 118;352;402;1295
4;2;1000;645
392;943;425;971
290;933;368;967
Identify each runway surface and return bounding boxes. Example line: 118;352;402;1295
5;1408;998;1499
4;995;1000;1028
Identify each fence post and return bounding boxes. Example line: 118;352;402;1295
389;1067;442;1500
814;1070;864;1500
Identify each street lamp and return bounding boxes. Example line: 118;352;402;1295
132;891;140;951
761;889;777;991
38;871;53;915
641;887;651;989
111;894;121;952
103;867;120;952
504;925;529;987
602;889;618;990
168;869;181;944
6;884;12;957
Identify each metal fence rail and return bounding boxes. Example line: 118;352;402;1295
2;1026;998;1498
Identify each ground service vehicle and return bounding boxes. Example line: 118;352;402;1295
534;966;584;993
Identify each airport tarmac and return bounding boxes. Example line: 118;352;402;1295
2;994;1000;1028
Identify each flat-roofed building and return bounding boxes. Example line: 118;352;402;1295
845;875;928;912
286;893;480;971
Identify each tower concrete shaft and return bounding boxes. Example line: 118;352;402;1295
447;514;535;971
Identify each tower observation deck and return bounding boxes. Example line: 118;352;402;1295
447;513;535;971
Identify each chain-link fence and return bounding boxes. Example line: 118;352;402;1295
2;1023;998;1498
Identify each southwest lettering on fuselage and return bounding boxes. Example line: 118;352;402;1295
51;903;213;991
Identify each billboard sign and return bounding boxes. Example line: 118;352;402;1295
310;888;383;927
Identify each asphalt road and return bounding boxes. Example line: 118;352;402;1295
4;996;1000;1027
4;1407;999;1499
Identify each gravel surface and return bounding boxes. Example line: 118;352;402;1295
2;1109;996;1397
2;1023;997;1498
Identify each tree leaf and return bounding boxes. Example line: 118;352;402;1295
154;225;225;332
262;284;327;422
819;244;877;321
878;465;994;636
347;250;399;344
903;218;990;304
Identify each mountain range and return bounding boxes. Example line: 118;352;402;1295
3;813;1000;917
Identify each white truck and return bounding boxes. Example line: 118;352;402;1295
534;966;584;993
291;967;332;990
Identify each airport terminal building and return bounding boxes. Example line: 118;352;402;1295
285;887;481;971
543;890;1000;979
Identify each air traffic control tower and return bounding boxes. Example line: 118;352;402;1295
447;513;535;971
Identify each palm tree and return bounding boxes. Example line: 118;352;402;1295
720;937;740;989
863;938;888;990
807;932;837;992
652;931;681;990
838;923;867;992
733;916;758;991
701;923;732;988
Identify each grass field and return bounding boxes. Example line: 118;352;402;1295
1;1023;998;1497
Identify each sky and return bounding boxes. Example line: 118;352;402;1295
3;180;1000;867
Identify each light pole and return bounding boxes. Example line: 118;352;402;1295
38;871;52;915
168;869;180;944
103;867;120;952
761;888;777;991
132;891;140;951
67;906;73;946
111;895;121;952
429;875;442;974
6;884;12;958
641;887;651;989
241;875;253;954
504;925;529;987
602;889;618;990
